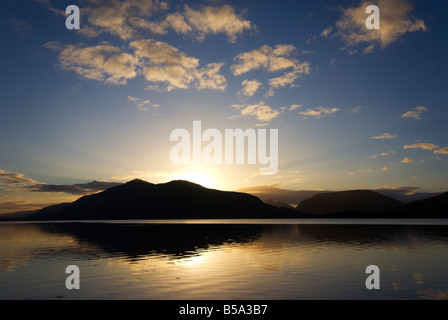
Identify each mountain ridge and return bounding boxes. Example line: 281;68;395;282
0;179;447;220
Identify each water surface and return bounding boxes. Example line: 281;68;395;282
1;219;448;300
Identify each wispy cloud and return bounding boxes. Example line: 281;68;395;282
289;104;302;111
1;169;121;195
371;133;399;139
27;181;122;195
327;0;427;54
349;168;373;176
0;201;55;215
231;44;310;96
400;106;427;120
299;107;340;119
7;18;33;37
348;105;362;114
401;157;414;163
127;96;155;111
434;147;448;155
240;79;262;97
0;169;38;185
403;143;439;151
230;101;280;123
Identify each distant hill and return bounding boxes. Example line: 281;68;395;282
25;179;307;220
386;191;448;218
296;190;403;215
263;199;295;209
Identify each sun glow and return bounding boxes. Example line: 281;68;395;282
169;167;224;190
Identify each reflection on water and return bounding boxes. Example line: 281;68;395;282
1;220;448;300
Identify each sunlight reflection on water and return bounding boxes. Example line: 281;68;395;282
1;220;448;300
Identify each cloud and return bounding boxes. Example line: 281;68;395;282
231;44;310;96
130;39;226;91
232;44;310;75
7;18;33;37
371;133;399;139
349;168;373;176
434;147;448;155
348;105;362;114
240;79;262;97
231;101;280;123
401;157;414;163
320;27;333;38
183;5;253;42
289;104;302;111
45;41;138;85
65;1;252;42
27;181;122;195
46;39;226;91
400;106;427;120
0;201;54;215
0;170;38;185
403;143;439;151
127;96;155;111
330;0;427;53
299;107;340;119
1;170;121;196
82;0;168;40
146;5;254;42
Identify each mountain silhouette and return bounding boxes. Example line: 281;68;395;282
1;180;447;220
263;199;295;209
29;179;306;220
296;190;403;215
385;191;448;218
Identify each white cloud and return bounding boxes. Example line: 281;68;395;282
231;101;280;123
400;106;427;120
331;0;427;53
83;0;168;40
240;79;262;97
183;5;253;42
231;44;310;96
289;104;302;111
232;44;309;75
44;41;138;85
46;39;227;91
403;143;439;151
82;2;253;42
371;133;399;139
130;39;226;91
299;107;340;119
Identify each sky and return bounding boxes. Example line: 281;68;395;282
1;0;447;213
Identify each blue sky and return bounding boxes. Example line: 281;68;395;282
1;0;447;213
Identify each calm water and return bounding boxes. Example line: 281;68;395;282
1;219;448;300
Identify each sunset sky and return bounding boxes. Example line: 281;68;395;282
1;0;447;213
